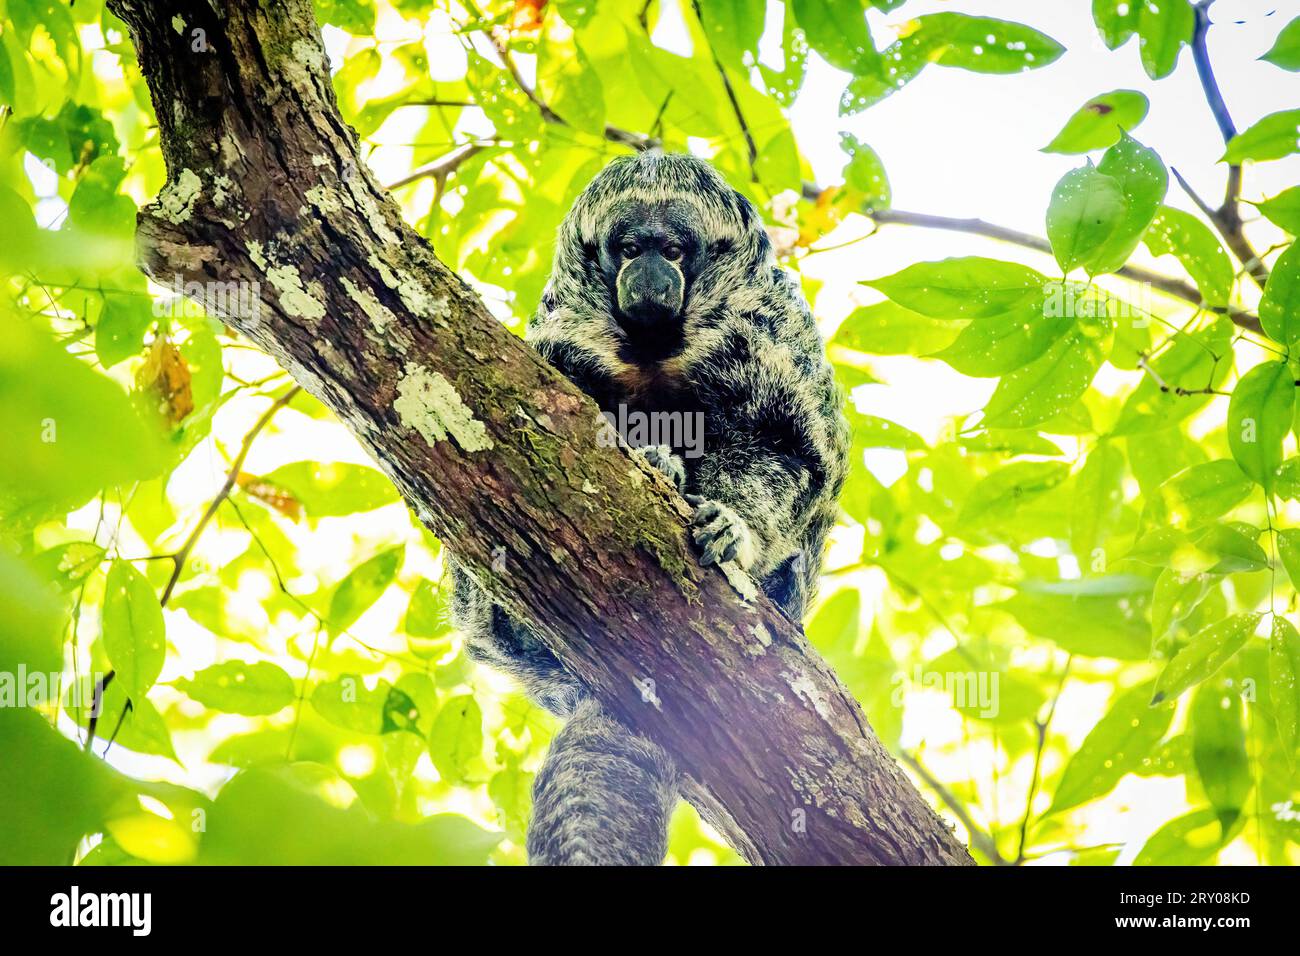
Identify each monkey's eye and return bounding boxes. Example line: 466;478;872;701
620;241;641;259
663;244;683;261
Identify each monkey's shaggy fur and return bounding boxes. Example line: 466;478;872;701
451;152;849;865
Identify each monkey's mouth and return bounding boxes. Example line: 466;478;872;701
614;312;686;364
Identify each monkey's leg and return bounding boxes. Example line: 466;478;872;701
528;697;677;866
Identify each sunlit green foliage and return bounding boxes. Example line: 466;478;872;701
1;0;1298;866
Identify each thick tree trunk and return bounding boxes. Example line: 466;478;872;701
106;0;974;866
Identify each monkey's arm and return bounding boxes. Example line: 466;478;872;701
688;353;847;582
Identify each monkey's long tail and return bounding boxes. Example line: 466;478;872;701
527;696;678;866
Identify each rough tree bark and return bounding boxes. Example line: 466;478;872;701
106;0;974;866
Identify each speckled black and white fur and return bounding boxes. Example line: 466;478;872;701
451;151;849;865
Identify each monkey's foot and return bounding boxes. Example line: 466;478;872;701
685;496;755;569
636;444;687;492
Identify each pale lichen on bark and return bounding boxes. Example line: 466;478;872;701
394;364;494;452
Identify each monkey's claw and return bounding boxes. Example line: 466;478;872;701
685;495;755;569
637;444;687;492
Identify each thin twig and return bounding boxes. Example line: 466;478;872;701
900;751;1011;866
387;140;493;192
159;386;300;607
690;0;759;170
1016;658;1071;864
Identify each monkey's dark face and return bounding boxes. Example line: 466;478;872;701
599;204;704;364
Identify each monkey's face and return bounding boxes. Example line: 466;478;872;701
600;204;703;363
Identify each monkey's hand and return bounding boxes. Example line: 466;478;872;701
685;495;755;569
635;444;687;493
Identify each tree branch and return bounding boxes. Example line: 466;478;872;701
105;0;972;866
1190;0;1270;290
856;203;1262;334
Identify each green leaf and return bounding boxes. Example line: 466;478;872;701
1049;682;1175;814
1088;133;1168;274
758;7;809;106
311;675;416;735
1151;460;1253;529
1133;807;1226;865
405;579;455;658
1260;242;1300;347
0;312;169;508
1150;568;1214;644
327;546;403;634
94;293;154;368
197;767;498;865
839;132;890;210
1137;0;1195;79
174;661;295;716
934;299;1072;377
958;430;1063;456
1143;206;1234;307
1152;613;1262;703
1227;361;1295;490
958;461;1070;528
1071;442;1126;562
830;301;963;356
753;126;802;195
838;11;1062;114
1277;457;1300;499
982;310;1114;428
101;560;166;700
0;549;64;675
1129;522;1268;575
1257;186;1300;234
790;0;880;75
313;0;377;34
698;0;766;68
538;34;605;135
1042;90;1149;154
32;541;105;594
428;694;483;784
1092;0;1139;50
997;585;1151;659
1276;528;1300;590
1046;164;1127;274
1190;680;1251;831
1222;108;1300;163
465;51;545;141
0;708;127;864
73;678;178;763
258;461;400;518
67;155;136;241
1261;16;1300;70
1268;617;1300;757
865;257;1046;319
846;410;926;451
908;13;1064;73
